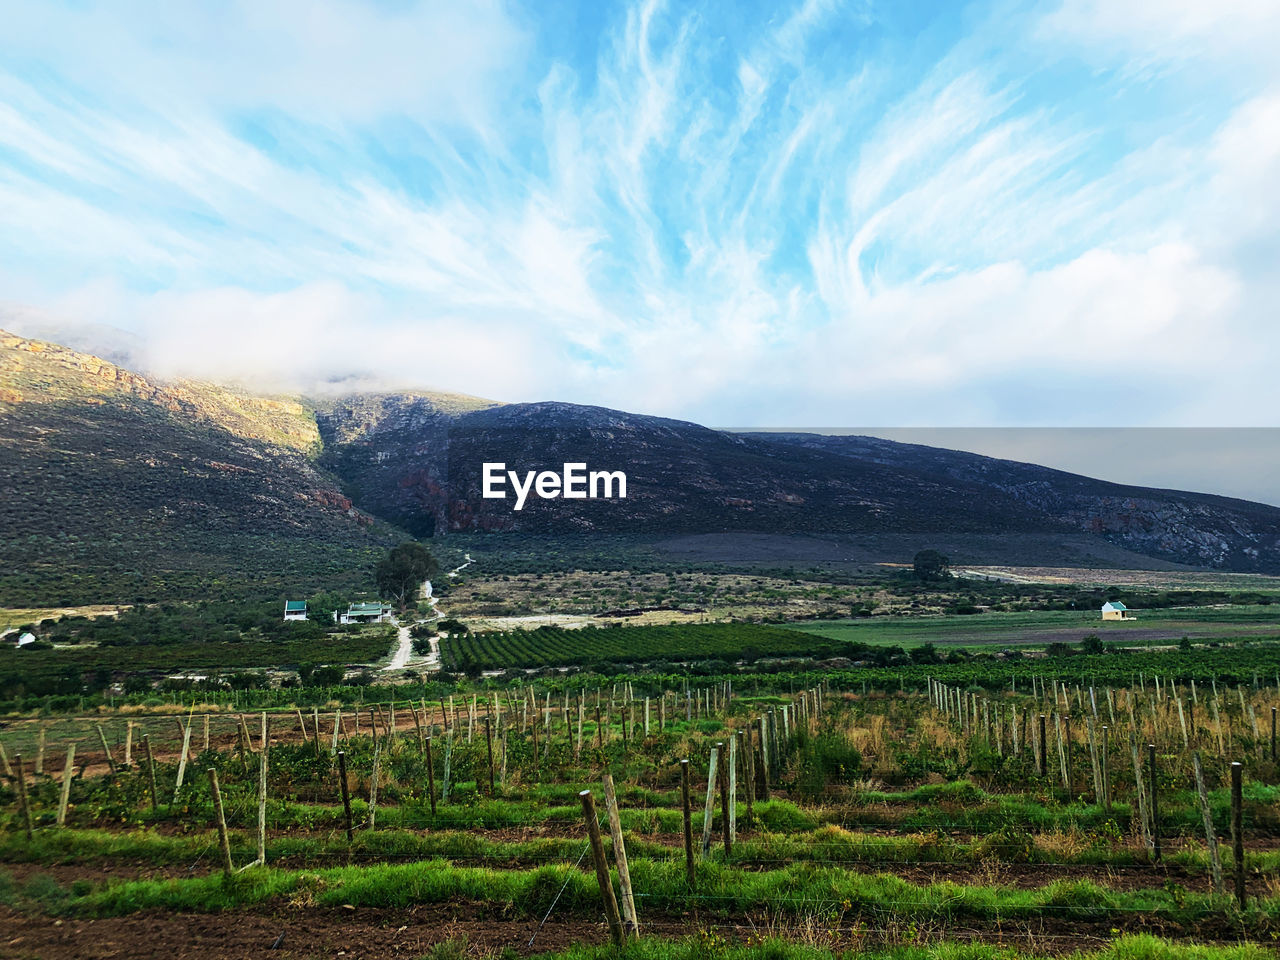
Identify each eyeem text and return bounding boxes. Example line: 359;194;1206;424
482;462;627;511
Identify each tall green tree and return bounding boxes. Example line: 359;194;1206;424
912;549;951;581
376;541;440;608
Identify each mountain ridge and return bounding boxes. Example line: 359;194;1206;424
4;330;1280;605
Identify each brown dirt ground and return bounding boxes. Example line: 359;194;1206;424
0;900;1266;960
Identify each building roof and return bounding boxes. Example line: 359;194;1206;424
347;602;390;615
1102;601;1127;611
284;600;307;612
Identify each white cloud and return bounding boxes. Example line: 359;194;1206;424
1040;0;1280;74
1;0;1278;431
0;0;528;129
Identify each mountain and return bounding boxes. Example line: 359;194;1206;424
5;330;1280;609
0;331;398;605
316;398;1058;539
316;395;1280;573
750;433;1280;572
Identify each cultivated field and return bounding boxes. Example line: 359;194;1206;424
3;636;1280;960
788;606;1280;650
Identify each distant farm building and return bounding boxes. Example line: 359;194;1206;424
1101;601;1135;621
283;600;308;621
340;602;393;624
16;632;35;647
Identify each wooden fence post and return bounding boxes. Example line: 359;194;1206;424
442;730;453;801
729;732;739;842
700;745;719;856
717;742;732;856
579;790;625;946
602;774;639;935
368;742;381;830
57;744;76;827
96;724;116;775
1191;752;1224;894
143;735;158;811
1148;743;1161;861
207;768;234;875
337;750;354;842
1231;761;1246;909
484;718;496;796
680;759;694;885
1038;715;1048;777
1100;724;1111;811
755;718;770;800
1129;733;1152;854
425;737;437;815
530;711;540;781
13;754;33;839
256;736;268;866
172;721;193;803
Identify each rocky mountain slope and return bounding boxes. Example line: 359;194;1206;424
315;395;1280;573
0;331;397;604
5;330;1280;607
752;433;1280;572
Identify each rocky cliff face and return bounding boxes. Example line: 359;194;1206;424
0;331;394;605
312;397;1280;572
754;434;1280;572
8;329;1280;593
1;331;320;452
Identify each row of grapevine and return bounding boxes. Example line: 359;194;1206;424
440;622;845;670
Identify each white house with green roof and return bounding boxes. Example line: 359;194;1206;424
340;601;394;624
1101;600;1135;621
283;600;308;621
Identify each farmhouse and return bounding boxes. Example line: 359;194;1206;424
1101;601;1135;621
340;602;393;624
15;632;35;647
283;600;308;621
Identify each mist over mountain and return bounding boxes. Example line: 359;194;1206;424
5;330;1280;607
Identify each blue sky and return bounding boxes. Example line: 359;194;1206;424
1;0;1278;427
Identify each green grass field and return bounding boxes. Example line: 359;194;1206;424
784;605;1280;649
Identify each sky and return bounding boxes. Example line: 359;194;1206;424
1;0;1279;433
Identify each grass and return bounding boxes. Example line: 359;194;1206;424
4;855;1275;932
6;823;1278;876
785;607;1280;649
527;936;1275;960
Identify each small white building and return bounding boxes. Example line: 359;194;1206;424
1101;601;1135;621
16;632;36;647
284;600;308;621
339;602;394;624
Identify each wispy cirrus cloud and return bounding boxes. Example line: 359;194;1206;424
0;0;1277;427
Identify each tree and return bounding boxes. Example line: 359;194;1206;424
1079;634;1105;655
376;541;440;608
912;549;951;581
909;642;940;665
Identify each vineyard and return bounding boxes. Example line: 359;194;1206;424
439;622;846;671
0;628;395;701
2;645;1280;959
